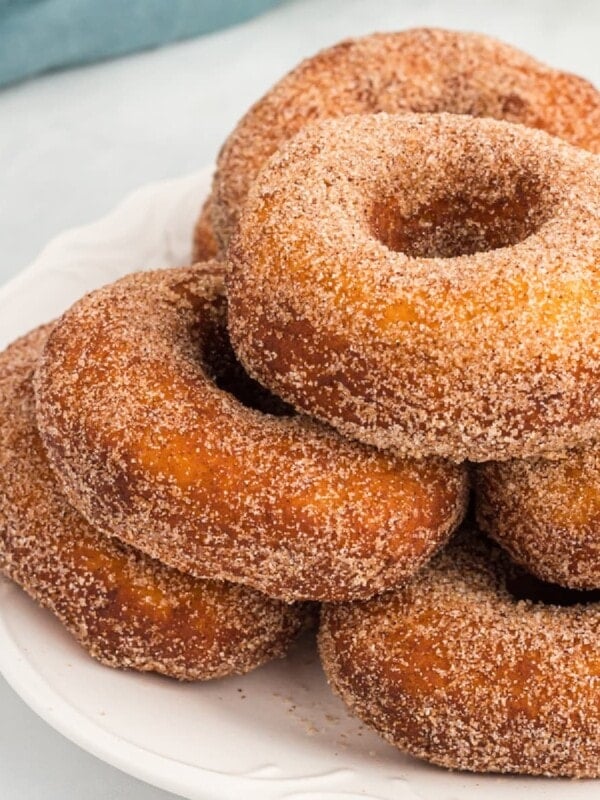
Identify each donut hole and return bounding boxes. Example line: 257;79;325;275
505;572;600;608
201;324;294;417
371;176;547;258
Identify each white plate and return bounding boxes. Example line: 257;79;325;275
0;168;595;800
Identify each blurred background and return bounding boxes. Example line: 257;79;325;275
1;0;599;797
2;0;600;282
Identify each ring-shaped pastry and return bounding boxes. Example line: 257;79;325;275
228;113;600;462
0;326;306;679
476;450;600;589
208;28;600;252
35;264;467;601
319;530;600;777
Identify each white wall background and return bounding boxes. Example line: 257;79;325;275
2;0;600;282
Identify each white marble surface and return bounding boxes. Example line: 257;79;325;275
1;0;600;797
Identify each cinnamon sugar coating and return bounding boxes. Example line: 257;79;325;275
34;264;467;602
227;113;600;463
210;28;600;249
192;195;219;262
319;529;600;777
476;450;600;589
0;326;306;680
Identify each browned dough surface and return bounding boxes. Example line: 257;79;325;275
319;529;600;777
0;325;306;680
228;113;600;462
192;195;219;262
211;28;600;249
476;451;600;589
35;265;467;601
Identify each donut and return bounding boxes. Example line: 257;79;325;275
34;264;467;602
209;28;600;250
192;195;219;262
475;451;600;589
0;326;306;680
227;112;600;463
319;529;600;777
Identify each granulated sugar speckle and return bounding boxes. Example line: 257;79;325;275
0;326;307;680
319;528;600;777
228;113;600;462
34;264;467;602
212;28;600;249
475;448;600;588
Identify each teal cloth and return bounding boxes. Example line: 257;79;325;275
0;0;283;87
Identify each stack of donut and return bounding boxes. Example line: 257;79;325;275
3;27;600;779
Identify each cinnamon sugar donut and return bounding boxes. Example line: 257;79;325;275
475;451;600;589
0;326;306;680
319;529;600;777
228;113;600;463
34;264;467;602
210;28;600;250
